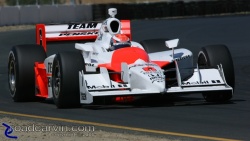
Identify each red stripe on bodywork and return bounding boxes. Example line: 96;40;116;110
98;49;171;71
142;66;157;72
34;62;48;98
36;24;47;51
121;20;131;40
99;47;149;72
99;47;149;82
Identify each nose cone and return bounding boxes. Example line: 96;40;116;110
151;78;166;92
129;64;165;93
143;72;166;92
111;48;149;72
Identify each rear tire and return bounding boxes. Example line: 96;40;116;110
198;45;234;102
52;52;85;108
140;39;169;53
8;45;46;102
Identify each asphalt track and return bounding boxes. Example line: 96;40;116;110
0;15;250;140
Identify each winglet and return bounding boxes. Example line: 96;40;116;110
165;39;179;48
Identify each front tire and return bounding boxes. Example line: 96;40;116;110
198;45;234;102
52;52;85;108
8;45;46;102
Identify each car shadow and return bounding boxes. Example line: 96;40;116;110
40;94;245;110
80;95;244;110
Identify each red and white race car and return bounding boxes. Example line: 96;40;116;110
8;8;234;108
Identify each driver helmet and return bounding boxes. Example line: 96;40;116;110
109;34;131;51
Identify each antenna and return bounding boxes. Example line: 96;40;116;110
108;8;117;18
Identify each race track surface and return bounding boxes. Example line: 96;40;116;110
0;15;250;140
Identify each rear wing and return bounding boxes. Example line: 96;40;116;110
36;20;131;51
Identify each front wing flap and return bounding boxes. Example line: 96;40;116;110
166;64;233;93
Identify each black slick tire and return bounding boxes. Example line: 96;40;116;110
198;45;234;102
8;44;46;102
52;52;85;108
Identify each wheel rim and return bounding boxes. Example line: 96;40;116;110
8;55;16;96
52;63;61;99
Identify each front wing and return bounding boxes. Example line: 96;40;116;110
79;65;233;104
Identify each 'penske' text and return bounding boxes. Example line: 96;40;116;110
59;31;98;36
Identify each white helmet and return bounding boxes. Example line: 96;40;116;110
109;34;131;51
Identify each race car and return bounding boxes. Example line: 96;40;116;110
8;8;234;108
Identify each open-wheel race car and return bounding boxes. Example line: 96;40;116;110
8;8;234;108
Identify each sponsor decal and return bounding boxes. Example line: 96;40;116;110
140;70;164;83
182;80;221;85
47;62;53;73
142;66;156;72
182;80;209;85
59;31;98;36
211;80;221;83
148;73;165;83
48;77;52;87
171;55;191;61
118;84;128;87
85;80;115;89
67;23;98;29
81;92;86;100
140;70;161;75
85;63;94;67
139;66;164;83
129;64;157;69
87;85;115;89
47;62;53;88
84;81;128;89
175;55;191;61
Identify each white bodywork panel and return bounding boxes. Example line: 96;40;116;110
148;48;192;62
44;54;56;99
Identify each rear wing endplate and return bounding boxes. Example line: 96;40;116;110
36;20;131;51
